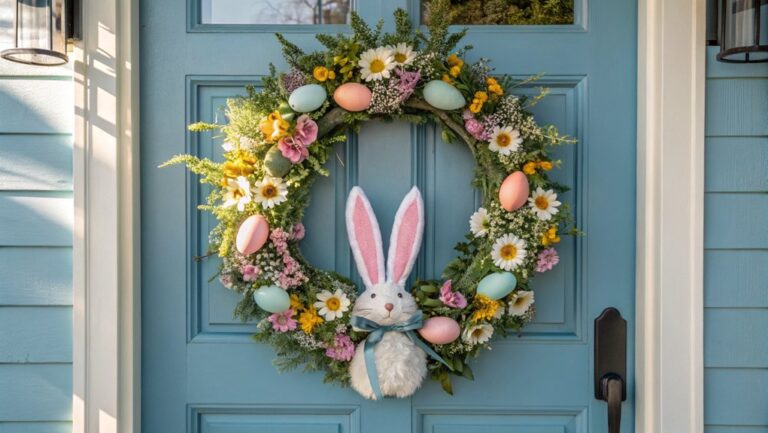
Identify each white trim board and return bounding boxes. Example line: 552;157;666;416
73;0;140;431
636;0;706;432
71;0;705;431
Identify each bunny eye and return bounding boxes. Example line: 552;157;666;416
370;293;376;299
397;293;403;298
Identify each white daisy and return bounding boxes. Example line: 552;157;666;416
508;290;534;316
469;207;490;237
528;187;561;221
253;176;288;209
491;233;527;271
314;289;351;321
358;47;396;82
488;126;523;155
222;141;235;152
462;323;494;345
389;43;417;66
222;176;252;211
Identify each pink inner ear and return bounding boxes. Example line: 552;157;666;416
391;200;420;283
353;197;380;284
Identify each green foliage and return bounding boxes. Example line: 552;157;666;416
422;0;574;25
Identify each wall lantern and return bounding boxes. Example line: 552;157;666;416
718;0;768;62
1;0;80;66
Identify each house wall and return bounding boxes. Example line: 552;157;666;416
0;52;73;433
703;46;768;432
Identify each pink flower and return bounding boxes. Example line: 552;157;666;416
268;309;297;332
464;118;486;141
270;228;290;254
278;136;310;164
241;264;260;282
439;280;467;309
291;223;305;240
293;114;318;146
219;273;234;289
277;115;318;164
395;68;421;102
325;333;355;361
536;248;560;272
462;109;474;120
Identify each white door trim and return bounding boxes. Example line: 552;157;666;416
71;0;705;431
636;0;706;432
72;0;140;431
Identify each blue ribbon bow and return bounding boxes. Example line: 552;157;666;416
350;311;451;399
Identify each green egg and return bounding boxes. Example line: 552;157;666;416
477;272;517;300
264;145;292;177
253;285;291;313
423;80;466;111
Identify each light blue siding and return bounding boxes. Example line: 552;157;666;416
704;46;768;432
0;57;73;432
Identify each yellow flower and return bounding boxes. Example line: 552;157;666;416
487;77;504;96
541;226;561;246
447;53;464;67
327;70;336;80
539;160;554;171
449;64;462;78
471;294;502;323
313;66;330;82
442;74;453;84
222;154;256;179
259;111;290;143
298;305;324;334
523;161;538;175
469;92;487;113
290;294;303;312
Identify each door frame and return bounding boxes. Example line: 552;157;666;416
72;0;706;431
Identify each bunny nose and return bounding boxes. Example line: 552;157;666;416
385;303;394;311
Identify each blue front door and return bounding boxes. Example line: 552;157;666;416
141;1;636;432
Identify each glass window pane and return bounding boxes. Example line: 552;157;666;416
421;0;574;25
201;0;352;25
0;0;14;51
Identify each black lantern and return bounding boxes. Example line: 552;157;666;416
718;0;768;62
1;0;78;66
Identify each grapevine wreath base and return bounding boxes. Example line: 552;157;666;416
165;0;575;399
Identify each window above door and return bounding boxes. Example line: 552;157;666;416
190;0;585;33
190;0;355;32
420;0;575;25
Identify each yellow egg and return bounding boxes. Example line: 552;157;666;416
333;83;372;112
499;171;530;212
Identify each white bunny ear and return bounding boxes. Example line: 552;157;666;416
387;186;425;287
346;187;385;288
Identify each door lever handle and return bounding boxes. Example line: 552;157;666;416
601;373;624;433
594;308;627;433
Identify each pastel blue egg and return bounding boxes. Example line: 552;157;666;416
477;272;517;300
423;80;466;111
288;84;327;113
253;285;291;313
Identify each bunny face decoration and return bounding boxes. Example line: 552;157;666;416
346;186;442;399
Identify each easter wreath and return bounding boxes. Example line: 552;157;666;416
164;0;575;399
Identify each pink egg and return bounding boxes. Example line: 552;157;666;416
236;215;270;255
499;171;530;212
418;317;461;345
333;83;372;112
